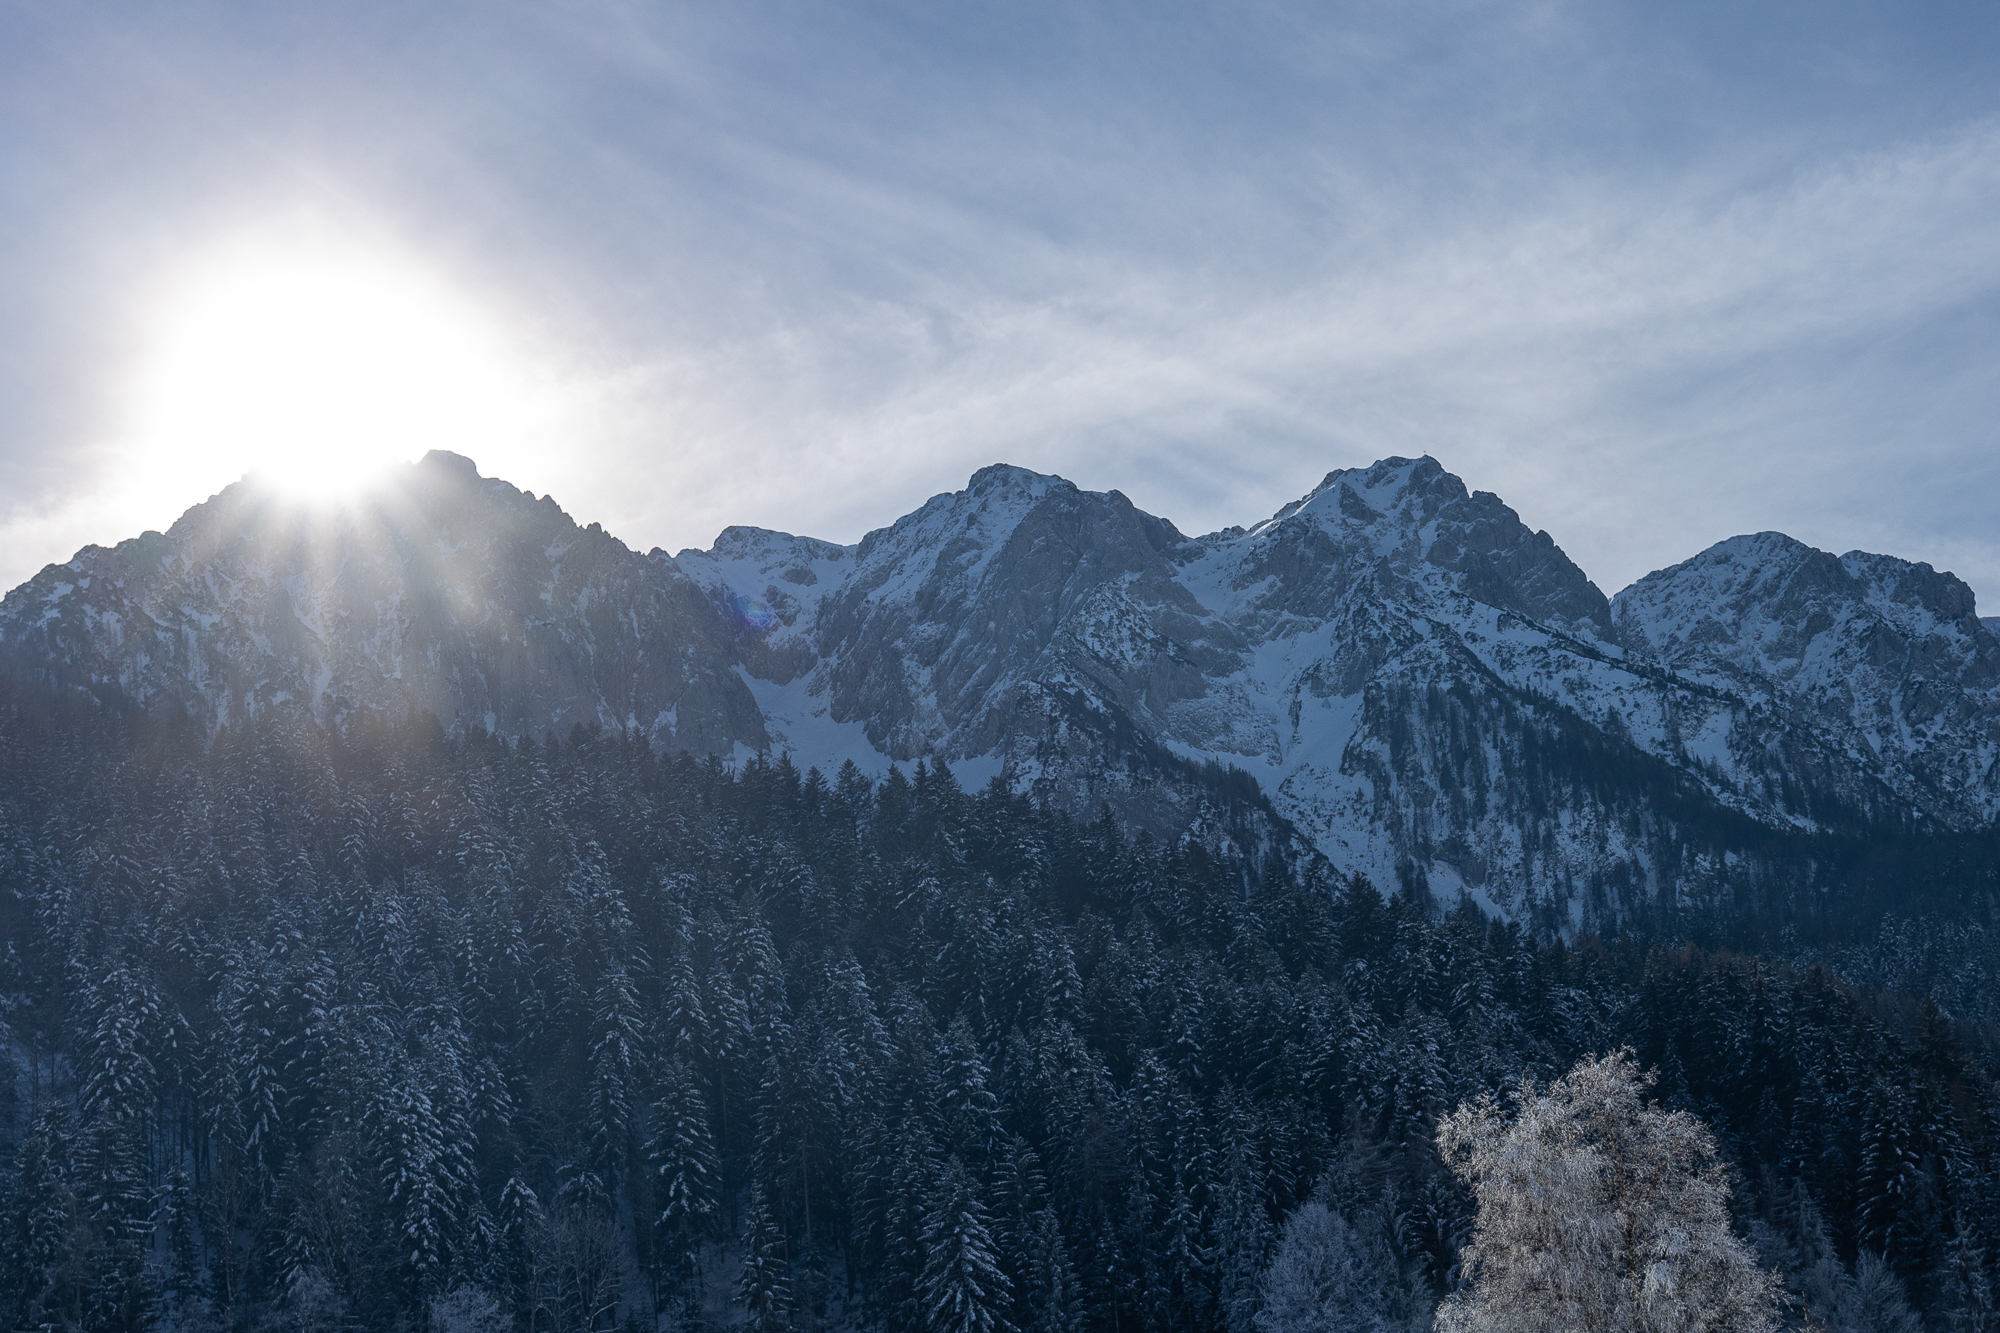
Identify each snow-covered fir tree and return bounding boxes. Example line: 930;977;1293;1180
919;1158;1013;1333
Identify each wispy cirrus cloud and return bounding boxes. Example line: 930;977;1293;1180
580;111;2000;594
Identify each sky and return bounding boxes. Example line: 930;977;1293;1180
2;0;1999;602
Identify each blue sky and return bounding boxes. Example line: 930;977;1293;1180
3;0;1998;600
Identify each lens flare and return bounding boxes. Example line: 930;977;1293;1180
731;591;780;631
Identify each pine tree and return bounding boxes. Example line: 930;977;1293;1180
497;1175;542;1323
588;965;645;1189
1020;1208;1082;1333
1211;1111;1276;1333
1856;1079;1926;1270
377;1074;453;1296
1941;1216;1997;1333
988;1135;1048;1282
879;1127;940;1333
1160;1168;1213;1331
660;912;713;1069
5;1104;85;1330
157;1162;201;1310
939;1015;1002;1164
78;1039;157;1332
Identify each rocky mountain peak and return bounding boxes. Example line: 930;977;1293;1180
1614;531;2000;826
1250;455;1444;535
1226;455;1611;640
0;454;765;751
1317;453;1454;510
1612;532;1987;661
965;461;1067;498
416;448;482;484
702;525;851;567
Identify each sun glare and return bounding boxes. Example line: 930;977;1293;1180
126;242;561;503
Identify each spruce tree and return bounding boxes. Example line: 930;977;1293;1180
918;1159;1013;1333
737;1182;792;1333
1942;1217;1997;1333
648;1058;720;1291
1020;1208;1082;1333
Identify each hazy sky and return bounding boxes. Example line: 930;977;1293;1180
4;1;1999;601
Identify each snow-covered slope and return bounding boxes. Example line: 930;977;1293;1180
9;449;1997;925
672;464;1237;825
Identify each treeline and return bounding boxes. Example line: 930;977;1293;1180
0;698;1994;1330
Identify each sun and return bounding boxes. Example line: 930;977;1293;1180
126;240;558;502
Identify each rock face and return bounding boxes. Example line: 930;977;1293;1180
0;452;765;753
8;449;1999;927
674;465;1248;842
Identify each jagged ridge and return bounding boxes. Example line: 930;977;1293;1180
7;449;1999;929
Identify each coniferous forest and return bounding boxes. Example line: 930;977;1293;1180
1;684;1997;1331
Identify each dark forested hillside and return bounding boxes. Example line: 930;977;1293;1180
0;683;1995;1331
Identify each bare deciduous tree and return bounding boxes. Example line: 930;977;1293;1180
1436;1050;1783;1333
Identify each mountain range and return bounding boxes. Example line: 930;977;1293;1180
6;448;1997;930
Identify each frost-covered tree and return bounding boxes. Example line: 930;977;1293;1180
1019;1208;1082;1333
1254;1200;1391;1333
587;965;645;1187
1211;1120;1277;1333
1851;1251;1925;1333
938;1016;1002;1163
428;1282;506;1332
5;1104;84;1330
1942;1219;1998;1333
1436;1050;1783;1333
